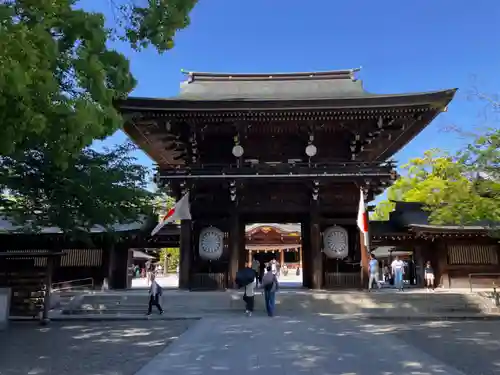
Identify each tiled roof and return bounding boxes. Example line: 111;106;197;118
177;69;372;101
0;216;148;234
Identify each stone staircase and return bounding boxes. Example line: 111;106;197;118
61;289;497;318
51;290;91;312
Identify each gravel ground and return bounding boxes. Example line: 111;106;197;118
358;320;500;375
0;319;195;375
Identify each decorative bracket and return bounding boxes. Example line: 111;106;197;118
189;131;198;164
312;180;320;201
180;181;190;197
229;180;237;202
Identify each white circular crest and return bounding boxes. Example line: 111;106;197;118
232;145;244;157
323;226;349;259
199;226;224;260
305;144;317;157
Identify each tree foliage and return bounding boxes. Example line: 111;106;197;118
0;142;154;236
0;0;197;233
0;0;198;161
0;0;136;161
372;128;500;227
152;193;176;217
115;0;199;53
160;247;180;272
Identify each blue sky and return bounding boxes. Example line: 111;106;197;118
83;0;499;199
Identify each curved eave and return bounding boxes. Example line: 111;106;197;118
409;224;494;233
122;121;174;167
116;89;457;112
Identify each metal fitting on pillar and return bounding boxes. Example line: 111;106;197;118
180;181;189;196
190;135;198;164
312;180;319;201
229;180;237;202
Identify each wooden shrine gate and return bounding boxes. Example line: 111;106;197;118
118;69;456;290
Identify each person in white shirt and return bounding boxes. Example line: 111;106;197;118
243;275;256;317
270;258;277;275
147;274;164;315
391;256;405;291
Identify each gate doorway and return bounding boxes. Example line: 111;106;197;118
372;246;418;287
245;223;303;288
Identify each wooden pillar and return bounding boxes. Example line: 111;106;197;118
238;219;246;270
228;210;241;288
107;243;116;289
41;253;55;324
310;209;323;289
100;244;111;288
301;220;311;287
126;249;133;289
248;250;252;265
435;239;449;288
107;244;129;289
280;249;285;265
359;230;369;289
413;244;425;287
299;246;303;275
178;219;192;290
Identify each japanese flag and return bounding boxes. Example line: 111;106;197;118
357;189;370;247
151;193;191;236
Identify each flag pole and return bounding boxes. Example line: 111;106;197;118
358;188;370;289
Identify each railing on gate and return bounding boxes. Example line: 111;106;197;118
51;277;95;292
324;272;361;289
190;273;227;291
468;273;500;292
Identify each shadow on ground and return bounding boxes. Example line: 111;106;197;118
0;320;194;375
134;315;500;375
2;316;500;375
362;319;500;375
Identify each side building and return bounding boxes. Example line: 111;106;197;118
371;202;500;289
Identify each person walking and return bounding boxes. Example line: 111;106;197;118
424;261;435;292
262;265;279;317
391;256;405;291
146;274;164;315
368;253;381;291
243;272;256;317
251;256;260;287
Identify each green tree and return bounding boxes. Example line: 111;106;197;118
153;193;176;217
0;0;197;233
0;142;153;238
0;0;198;160
115;0;199;53
373;133;500;228
370;200;395;221
160;247;180;273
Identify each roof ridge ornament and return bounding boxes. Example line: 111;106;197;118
180;69;362;83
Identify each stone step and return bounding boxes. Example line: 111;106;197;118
64;290;488;316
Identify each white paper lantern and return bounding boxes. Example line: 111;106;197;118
323;226;349;259
199;226;224;261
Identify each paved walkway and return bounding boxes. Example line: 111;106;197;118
134;316;467;375
130;273;305;289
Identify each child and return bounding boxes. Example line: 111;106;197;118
424;261;435;292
